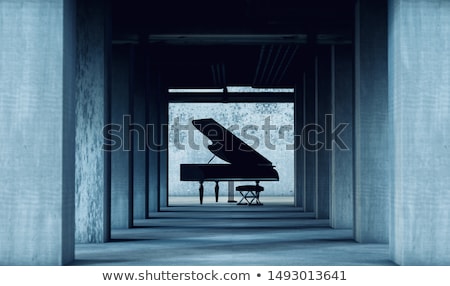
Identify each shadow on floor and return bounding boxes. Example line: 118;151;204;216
74;197;395;266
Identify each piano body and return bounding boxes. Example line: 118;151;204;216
180;118;279;204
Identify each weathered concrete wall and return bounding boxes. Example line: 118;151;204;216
0;0;76;265
75;0;110;243
389;0;450;265
354;0;389;243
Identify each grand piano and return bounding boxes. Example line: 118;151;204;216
180;118;279;204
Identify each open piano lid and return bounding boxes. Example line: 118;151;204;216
192;118;273;167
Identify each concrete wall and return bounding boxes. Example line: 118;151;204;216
0;0;76;265
389;0;450;265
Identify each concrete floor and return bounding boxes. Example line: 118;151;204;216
73;197;396;266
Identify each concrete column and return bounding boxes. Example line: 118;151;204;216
111;45;133;228
144;54;168;211
132;44;148;219
303;57;318;213
159;84;169;208
330;45;354;229
227;181;236;203
75;0;111;243
294;81;304;208
388;0;450;265
316;46;332;219
354;0;389;243
0;0;76;265
147;60;162;213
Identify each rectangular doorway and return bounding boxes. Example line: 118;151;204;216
168;102;295;205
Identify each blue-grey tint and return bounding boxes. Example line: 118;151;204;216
111;45;132;228
354;0;389;243
331;45;354;229
388;0;450;265
168;103;294;201
0;0;76;265
75;0;110;243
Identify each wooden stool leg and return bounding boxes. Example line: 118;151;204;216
214;181;219;202
237;191;248;205
254;191;263;205
199;181;204;204
236;184;264;206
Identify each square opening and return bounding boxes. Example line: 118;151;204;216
168;102;295;205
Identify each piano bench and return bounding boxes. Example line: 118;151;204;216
236;185;264;205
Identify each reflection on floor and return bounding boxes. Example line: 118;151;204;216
73;197;395;266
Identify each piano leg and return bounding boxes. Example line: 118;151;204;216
199;181;204;204
214;181;219;202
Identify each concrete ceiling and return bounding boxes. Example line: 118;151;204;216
111;0;355;88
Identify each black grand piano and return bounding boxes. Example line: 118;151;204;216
180;118;279;204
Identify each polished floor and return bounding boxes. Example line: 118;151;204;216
73;197;395;266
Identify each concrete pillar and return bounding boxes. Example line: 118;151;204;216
330;45;354;229
111;45;133;228
294;81;304;208
0;0;76;265
316;46;332;219
388;0;450;265
159;84;169;208
354;0;389;243
147;60;162;213
132;44;148;219
75;0;111;243
227;181;236;203
302;56;318;213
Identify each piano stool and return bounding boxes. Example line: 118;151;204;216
236;184;264;205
